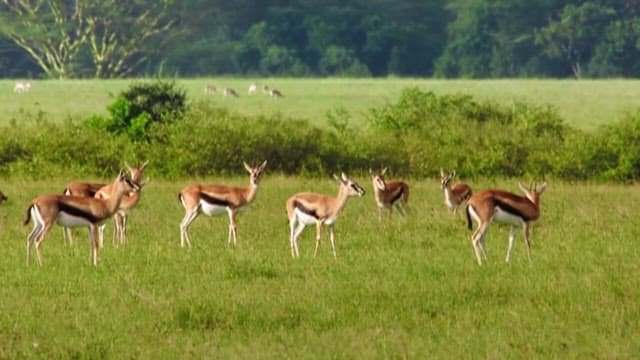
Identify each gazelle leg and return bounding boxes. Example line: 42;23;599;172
63;226;74;245
227;208;237;246
90;225;99;266
180;210;199;248
98;223;106;248
471;222;488;265
313;221;324;257
121;214;128;246
291;221;306;258
34;222;54;266
378;207;383;221
523;223;532;263
479;230;489;261
505;226;517;262
329;225;337;259
26;217;43;266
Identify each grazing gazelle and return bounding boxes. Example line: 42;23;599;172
440;169;472;215
465;182;547;266
204;84;217;94
14;81;31;93
248;83;258;95
95;161;150;247
369;168;409;220
24;171;140;266
287;173;366;258
178;160;268;248
223;87;239;97
270;88;283;98
62;161;149;244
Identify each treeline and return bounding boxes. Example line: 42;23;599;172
1;85;639;181
1;0;640;79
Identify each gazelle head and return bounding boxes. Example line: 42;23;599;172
518;182;548;204
113;170;141;195
0;191;7;204
369;168;388;191
335;172;366;197
440;168;456;190
125;160;149;184
244;160;268;186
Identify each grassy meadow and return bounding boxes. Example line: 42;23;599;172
3;78;640;130
1;78;639;357
0;176;638;358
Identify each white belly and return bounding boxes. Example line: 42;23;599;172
293;208;336;225
200;201;228;216
57;212;92;227
493;207;525;227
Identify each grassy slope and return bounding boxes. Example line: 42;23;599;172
0;176;638;358
2;78;640;130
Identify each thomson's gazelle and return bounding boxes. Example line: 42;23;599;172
95;161;149;247
465;182;547;265
440;169;472;215
24;171;140;266
178;161;268;248
286;173;366;258
369;168;409;220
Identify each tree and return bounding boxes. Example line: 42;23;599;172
0;0;181;78
0;0;88;79
535;2;616;78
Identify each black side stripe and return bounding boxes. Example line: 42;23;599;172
494;198;531;221
59;202;100;223
294;200;319;219
200;192;231;207
390;187;404;204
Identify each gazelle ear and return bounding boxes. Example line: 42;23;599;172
333;174;341;183
440;168;444;177
381;167;388;176
243;162;252;172
450;171;456;178
259;160;268;171
125;161;132;172
140;160;149;170
538;182;548;194
340;172;348;182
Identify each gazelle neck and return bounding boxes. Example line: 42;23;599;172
334;185;352;214
244;181;259;203
443;184;454;205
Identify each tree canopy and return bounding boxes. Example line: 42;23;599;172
1;0;639;78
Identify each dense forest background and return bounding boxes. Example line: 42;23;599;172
1;0;639;79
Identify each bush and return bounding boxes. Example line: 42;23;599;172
86;80;186;142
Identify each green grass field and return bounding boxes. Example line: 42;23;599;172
0;176;638;358
3;78;640;130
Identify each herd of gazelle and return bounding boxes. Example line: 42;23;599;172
205;83;283;98
16;161;547;267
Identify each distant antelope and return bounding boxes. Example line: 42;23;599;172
262;85;270;95
287;173;366;258
369;168;409;220
248;83;258;95
179;160;268;248
466;182;547;266
270;89;283;98
95;161;149;247
63;161;148;245
440;169;472;215
24;171;140;266
204;84;217;94
223;87;239;97
14;81;31;93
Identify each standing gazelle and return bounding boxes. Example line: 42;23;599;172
24;171;140;266
440;169;472;215
94;161;149;247
369;168;409;220
63;161;149;244
287;173;366;258
178;161;268;248
465;182;547;266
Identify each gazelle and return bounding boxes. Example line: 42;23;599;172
94;161;149;247
179;160;268;248
248;83;257;95
62;161;149;244
262;85;270;95
440;169;472;215
223;87;239;97
369;168;409;220
465;182;547;266
14;81;31;93
287;173;366;258
270;89;283;98
204;84;217;94
24;171;140;266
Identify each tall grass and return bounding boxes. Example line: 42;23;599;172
3;78;640;130
0;176;638;358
